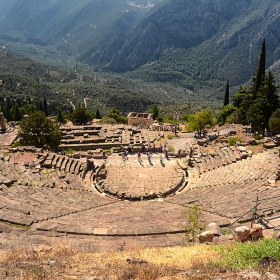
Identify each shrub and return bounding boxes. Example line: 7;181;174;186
99;117;117;124
254;134;262;140
156;116;164;122
182;204;205;243
64;148;75;155
214;238;280;270
228;136;242;146
167;134;175;140
12;141;21;148
168;145;175;152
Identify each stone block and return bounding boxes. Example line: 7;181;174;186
93;228;108;235
205;222;222;236
198;231;214;243
234;226;251;242
250;224;264;240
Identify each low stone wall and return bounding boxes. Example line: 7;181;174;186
128;118;153;126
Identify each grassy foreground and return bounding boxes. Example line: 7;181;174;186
1;239;280;279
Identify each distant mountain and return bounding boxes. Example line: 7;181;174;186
0;0;16;21
0;0;280;93
0;0;164;52
86;0;280;87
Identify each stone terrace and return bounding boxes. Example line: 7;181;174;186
0;147;279;251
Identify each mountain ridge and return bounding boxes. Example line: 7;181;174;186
0;0;280;97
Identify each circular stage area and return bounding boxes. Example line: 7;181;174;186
94;155;186;200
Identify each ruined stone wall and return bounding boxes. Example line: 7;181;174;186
127;112;153;126
128;117;153;126
0;112;6;131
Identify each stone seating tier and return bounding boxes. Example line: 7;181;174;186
0;147;278;250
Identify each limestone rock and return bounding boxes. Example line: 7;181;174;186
33;244;52;253
258;256;277;268
237;268;262;280
263;272;280;280
237;146;247;152
247;150;253;157
198;231;214;243
263;142;277;149
234;226;250;242
205;222;222;236
127;257;148;264
268;179;276;186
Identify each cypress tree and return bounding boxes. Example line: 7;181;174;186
39;101;43;112
224;80;229;106
95;108;101;119
254;38;266;95
43;95;48;116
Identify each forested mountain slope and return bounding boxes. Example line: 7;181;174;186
0;0;279;103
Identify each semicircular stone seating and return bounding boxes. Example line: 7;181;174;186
0;146;279;249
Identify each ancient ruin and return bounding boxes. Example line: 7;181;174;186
0;112;6;131
0;123;279;251
127;112;153;126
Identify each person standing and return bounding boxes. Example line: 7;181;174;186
138;152;141;162
178;149;181;159
160;153;163;165
123;150;128;160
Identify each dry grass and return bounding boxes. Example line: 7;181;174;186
0;240;223;280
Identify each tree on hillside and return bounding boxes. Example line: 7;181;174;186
106;108;127;124
10;103;21;121
254;38;266;95
232;39;279;131
95;108;102;119
188;109;213;137
43;95;48;116
56;107;66;124
217;104;237;125
19;111;61;149
19;103;36;116
269;108;280;134
246;71;279;132
150;104;159;120
68;107;92;125
224;80;230;106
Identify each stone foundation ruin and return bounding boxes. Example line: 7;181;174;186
0;112;6;131
127;112;153;126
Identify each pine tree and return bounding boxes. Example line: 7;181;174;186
224;80;230;106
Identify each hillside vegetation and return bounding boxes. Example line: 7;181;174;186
0;0;280;117
0;51;217;117
0;0;280;98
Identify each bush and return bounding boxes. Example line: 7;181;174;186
68;107;92;125
64;148;75;155
99;117;117;124
214;238;280;270
12;141;21;148
167;134;175;140
228;136;242;146
156;116;164;122
168;145;175;152
182;204;205;243
254;134;262;140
